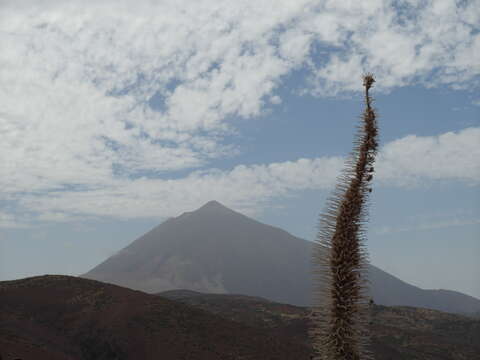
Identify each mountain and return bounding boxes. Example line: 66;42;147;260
157;289;480;360
82;200;480;315
82;200;313;306
0;275;309;360
368;267;480;315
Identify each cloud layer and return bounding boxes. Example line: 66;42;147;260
1;1;479;226
3;127;479;227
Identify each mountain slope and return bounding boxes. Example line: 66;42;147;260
0;275;309;360
82;201;480;315
157;289;480;360
369;266;480;314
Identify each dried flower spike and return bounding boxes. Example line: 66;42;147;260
310;74;379;360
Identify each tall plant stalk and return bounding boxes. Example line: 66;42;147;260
310;74;378;360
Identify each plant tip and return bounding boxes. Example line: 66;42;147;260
363;74;375;90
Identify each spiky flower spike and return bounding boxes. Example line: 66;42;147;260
310;74;378;360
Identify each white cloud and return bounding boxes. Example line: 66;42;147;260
376;127;480;186
15;156;345;221
309;0;480;95
0;0;316;197
1;1;479;226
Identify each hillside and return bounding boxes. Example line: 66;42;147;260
1;275;479;360
158;289;480;360
0;275;309;360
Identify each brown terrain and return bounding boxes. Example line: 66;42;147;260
2;275;479;360
0;275;309;360
158;289;480;360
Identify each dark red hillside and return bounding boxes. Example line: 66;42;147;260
158;289;480;360
0;275;310;360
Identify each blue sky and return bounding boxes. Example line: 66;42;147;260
1;0;479;299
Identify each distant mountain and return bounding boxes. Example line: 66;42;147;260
82;200;480;315
369;268;480;315
0;275;308;360
157;289;480;360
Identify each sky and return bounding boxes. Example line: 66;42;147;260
1;0;479;299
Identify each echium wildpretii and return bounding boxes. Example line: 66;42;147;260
310;74;378;360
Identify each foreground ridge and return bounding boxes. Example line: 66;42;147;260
2;276;479;360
